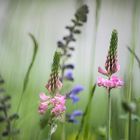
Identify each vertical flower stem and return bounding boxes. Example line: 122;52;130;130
107;88;111;140
47;124;52;140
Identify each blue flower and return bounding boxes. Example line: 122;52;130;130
68;85;84;103
67;110;83;123
64;70;74;81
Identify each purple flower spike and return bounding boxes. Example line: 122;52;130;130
64;70;74;81
67;110;83;124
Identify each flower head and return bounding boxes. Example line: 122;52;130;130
105;30;118;76
97;76;123;89
97;30;124;91
38;93;66;117
45;52;63;93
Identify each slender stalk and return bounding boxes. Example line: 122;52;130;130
61;121;65;140
47;128;52;140
107;89;111;140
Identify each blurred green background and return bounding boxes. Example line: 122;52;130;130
0;0;140;140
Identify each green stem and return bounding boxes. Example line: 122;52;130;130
128;112;131;140
47;131;52;140
107;89;111;140
47;124;52;140
61;114;66;140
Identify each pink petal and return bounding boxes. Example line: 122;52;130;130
39;92;49;101
56;79;63;90
98;67;108;76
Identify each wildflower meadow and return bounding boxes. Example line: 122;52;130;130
0;0;140;140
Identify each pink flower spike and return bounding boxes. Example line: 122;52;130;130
98;67;108;76
39;92;50;101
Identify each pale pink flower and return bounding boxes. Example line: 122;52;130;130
97;76;123;89
38;93;50;114
50;94;66;116
56;79;63;90
98;67;108;76
38;102;48;114
39;92;50;101
51;104;66;116
38;93;66;116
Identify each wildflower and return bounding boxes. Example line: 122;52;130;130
38;93;50;114
67;110;83;123
67;85;84;103
97;29;123;140
97;76;123;89
38;93;66;116
97;29;123;89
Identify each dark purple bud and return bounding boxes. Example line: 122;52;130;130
69;47;75;51
9;114;19;121
67;54;72;57
66;26;73;32
74;29;81;34
57;41;65;48
63;64;74;69
0;116;5;122
64;70;74;81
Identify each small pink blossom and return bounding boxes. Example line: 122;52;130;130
97;76;123;89
38;93;50;114
98;67;108;76
38;102;48;114
98;63;120;77
50;94;66;116
38;93;66;116
56;80;63;90
51;104;66;116
45;83;52;93
39;92;50;101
